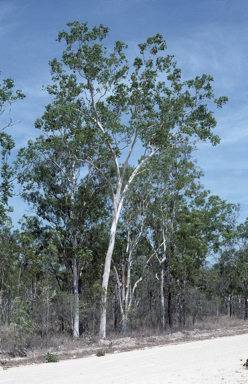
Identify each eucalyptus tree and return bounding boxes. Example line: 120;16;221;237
169;194;238;322
18;139;111;337
25;21;227;337
214;250;240;317
0;72;25;224
0;222;36;346
216;217;248;318
0;225;19;329
236;219;248;317
169;203;212;325
145;144;204;328
112;172;154;332
147;163;239;328
234;247;248;318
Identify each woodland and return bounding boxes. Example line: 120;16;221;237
0;22;247;352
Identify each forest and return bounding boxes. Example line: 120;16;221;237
0;22;247;353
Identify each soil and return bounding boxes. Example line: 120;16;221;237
1;322;248;371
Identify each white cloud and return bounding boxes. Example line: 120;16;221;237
166;23;247;93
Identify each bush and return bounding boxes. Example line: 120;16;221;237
96;349;105;357
43;352;60;363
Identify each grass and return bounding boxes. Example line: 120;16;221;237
0;316;247;365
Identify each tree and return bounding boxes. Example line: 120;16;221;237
0;225;19;333
112;171;153;332
18;141;111;337
25;22;227;337
216;216;248;318
146;143;204;328
0;72;25;224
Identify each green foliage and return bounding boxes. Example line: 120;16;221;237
23;21;228;185
10;297;33;345
0;75;25;107
0;71;25;224
43;352;60;363
4;21;238;336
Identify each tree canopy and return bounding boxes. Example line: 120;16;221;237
1;22;247;348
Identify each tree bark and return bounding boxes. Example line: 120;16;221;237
98;134;159;339
7;292;11;325
73;255;79;338
71;161;79;338
244;295;248;320
99;207;118;338
227;295;231;317
168;289;172;328
161;261;165;329
121;252;127;332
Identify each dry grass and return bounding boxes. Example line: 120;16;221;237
188;316;248;331
1;316;248;370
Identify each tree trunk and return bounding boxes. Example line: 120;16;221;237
161;262;165;329
99;208;118;338
7;292;11;325
46;288;49;348
121;253;126;314
182;296;186;326
73;255;79;338
121;255;127;333
71;161;79;338
168;284;172;328
244;295;248;320
227;295;231;317
121;315;128;333
114;283;118;330
122;239;132;333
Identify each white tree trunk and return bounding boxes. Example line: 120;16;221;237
99;207;118;339
73;255;79;338
71;161;79;338
98;138;159;339
121;247;132;333
161;262;165;329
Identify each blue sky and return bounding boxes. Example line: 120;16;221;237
1;0;247;227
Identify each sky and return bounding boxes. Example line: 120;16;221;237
0;0;247;228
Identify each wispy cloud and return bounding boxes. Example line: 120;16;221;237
167;23;247;90
0;1;22;42
1;0;247;226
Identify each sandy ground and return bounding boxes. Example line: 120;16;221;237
2;323;248;369
1;333;248;383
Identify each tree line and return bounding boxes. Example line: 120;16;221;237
0;22;247;348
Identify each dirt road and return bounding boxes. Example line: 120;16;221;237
1;333;248;383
